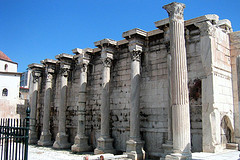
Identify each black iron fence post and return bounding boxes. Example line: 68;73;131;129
24;107;30;160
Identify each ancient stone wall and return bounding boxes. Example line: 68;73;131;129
29;12;239;158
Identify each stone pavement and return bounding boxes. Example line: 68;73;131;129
28;145;240;160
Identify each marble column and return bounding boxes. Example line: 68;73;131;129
53;53;73;149
71;48;92;152
163;2;191;159
123;28;147;160
94;39;117;154
28;63;43;144
38;59;57;146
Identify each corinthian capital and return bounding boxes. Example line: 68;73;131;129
41;59;57;82
131;50;142;62
94;38;116;68
28;63;43;83
32;70;42;83
195;21;216;37
163;2;185;21
73;48;92;72
102;57;112;68
80;63;88;72
60;64;70;77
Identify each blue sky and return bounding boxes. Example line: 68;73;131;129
0;0;239;72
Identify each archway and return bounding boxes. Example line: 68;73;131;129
220;115;234;145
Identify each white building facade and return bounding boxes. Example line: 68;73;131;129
0;51;22;118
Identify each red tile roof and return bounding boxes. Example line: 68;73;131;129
0;50;12;61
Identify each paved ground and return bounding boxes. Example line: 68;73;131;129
28;145;240;160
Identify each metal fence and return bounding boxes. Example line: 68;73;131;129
0;107;30;160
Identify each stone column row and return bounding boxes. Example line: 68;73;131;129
29;4;193;160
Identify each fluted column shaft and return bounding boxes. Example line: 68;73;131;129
163;2;191;156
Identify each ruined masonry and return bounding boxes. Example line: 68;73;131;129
28;2;240;160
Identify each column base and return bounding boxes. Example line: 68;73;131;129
29;131;38;144
126;139;145;160
162;141;173;156
203;143;222;153
38;132;53;146
53;133;71;149
234;137;240;151
71;135;92;152
165;152;191;160
94;137;116;154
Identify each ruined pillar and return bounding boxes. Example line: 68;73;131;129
71;48;92;152
195;16;223;152
28;63;43;144
94;39;117;154
122;28;147;160
163;2;191;159
53;54;73;149
38;59;57;146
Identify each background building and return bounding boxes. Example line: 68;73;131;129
0;50;22;118
20;69;31;100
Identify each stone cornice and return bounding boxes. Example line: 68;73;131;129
55;53;73;65
28;63;43;70
155;14;219;30
123;28;147;54
40;59;57;65
122;28;147;39
94;38;117;48
81;14;220;50
217;19;232;33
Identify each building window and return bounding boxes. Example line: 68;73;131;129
2;88;8;96
4;64;8;71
